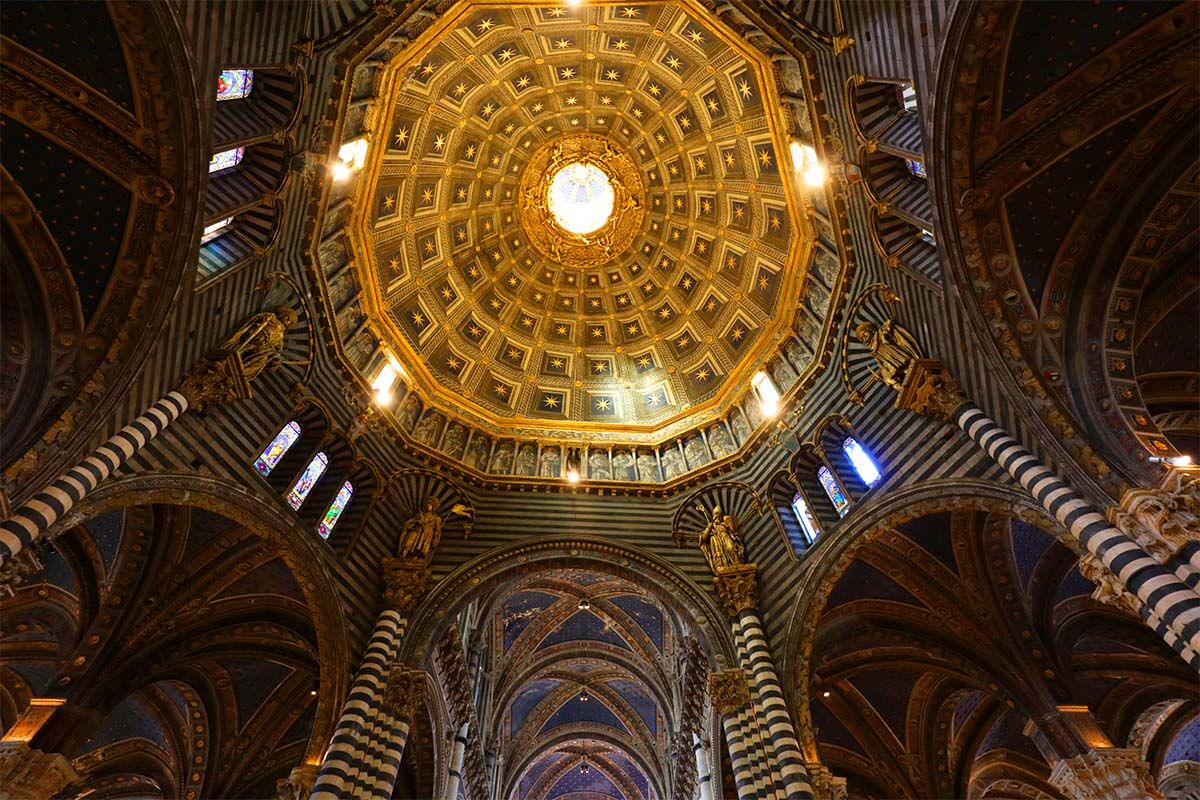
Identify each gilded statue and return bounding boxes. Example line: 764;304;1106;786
698;504;744;574
217;306;298;381
855;318;923;389
398;498;472;562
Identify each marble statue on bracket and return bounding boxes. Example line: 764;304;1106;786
697;505;745;574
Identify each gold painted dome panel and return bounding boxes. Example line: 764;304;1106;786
349;0;817;454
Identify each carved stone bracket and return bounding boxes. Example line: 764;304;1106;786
1109;468;1200;565
805;762;848;800
0;743;80;800
0;546;44;597
1048;748;1162;800
895;359;968;424
382;557;432;614
275;764;320;800
713;563;759;616
708;668;752;715
383;667;427;719
1078;553;1142;617
178;353;253;412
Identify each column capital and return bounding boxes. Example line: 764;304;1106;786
1078;553;1143;617
707;668;751;715
383;667;427;718
805;763;848;800
275;764;320;800
381;557;432;614
713;564;758;616
895;359;967;423
1048;748;1162;800
178;352;253;411
0;743;79;800
1109;468;1200;564
0;547;44;597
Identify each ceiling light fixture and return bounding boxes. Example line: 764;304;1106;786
1150;455;1194;466
751;371;781;418
577;597;591;610
567;468;580;484
790;141;826;188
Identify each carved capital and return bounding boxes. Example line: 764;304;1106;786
384;667;426;719
708;668;751;715
805;763;848;800
1048;748;1162;800
275;764;320;800
1078;553;1142;617
0;743;79;800
178;353;252;412
0;547;44;597
895;359;968;423
713;563;758;616
1110;468;1200;564
381;557;432;614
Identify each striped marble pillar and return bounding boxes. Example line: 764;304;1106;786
0;391;191;563
895;360;1200;667
342;667;424;800
715;566;815;800
731;623;786;800
310;610;407;799
0;327;275;569
693;733;714;800
442;723;469;800
711;669;759;800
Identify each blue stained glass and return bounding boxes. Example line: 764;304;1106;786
317;482;353;538
208;147;244;173
906;159;927;178
818;466;849;517
843;437;882;486
286;452;328;510
254;421;300;476
791;493;821;544
216;69;253;101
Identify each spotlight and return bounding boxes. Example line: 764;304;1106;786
331;161;353;182
822;691;831;698
579;689;589;702
310;690;318;696
577;597;591;610
790;141;826;188
567;468;580;484
1149;455;1194;466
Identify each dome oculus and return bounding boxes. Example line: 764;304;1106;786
547;162;615;235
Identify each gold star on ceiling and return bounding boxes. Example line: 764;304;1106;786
543;395;560;408
595;398;611;411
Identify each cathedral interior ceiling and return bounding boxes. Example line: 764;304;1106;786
332;0;841;487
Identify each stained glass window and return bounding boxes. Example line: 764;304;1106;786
208;147;244;173
791;493;821;544
843;437;882;487
818;466;849;517
201;217;233;244
906;159;927;179
254;421;301;476
216;69;253;101
286;452;328;510
318;482;353;539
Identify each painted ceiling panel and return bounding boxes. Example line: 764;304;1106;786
504;590;560;650
520;751;565;798
824;560;925;611
810;697;863;754
511;678;563;735
546;764;623;800
83;510;125;572
607;594;664;651
220;658;293;729
894;512;958;573
1009;518;1054;590
78;693;170;755
539;694;629;736
539;609;632;651
605;678;657;733
221;557;308;605
848;668;922;745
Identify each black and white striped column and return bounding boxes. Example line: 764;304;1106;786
311;610;407;799
721;712;760;800
732;624;786;800
955;404;1200;666
0;391;190;564
735;609;815;800
442;723;469;800
693;733;714;800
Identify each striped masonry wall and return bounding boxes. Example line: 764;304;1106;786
735;610;813;800
955;404;1200;668
311;609;407;799
0;391;190;562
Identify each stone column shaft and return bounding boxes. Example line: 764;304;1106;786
693;733;714;800
443;723;469;800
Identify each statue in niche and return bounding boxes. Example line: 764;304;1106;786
813;247;839;288
347;329;375;368
442;423;467;458
413;411;444;445
708;424;735;458
611;449;636;481
397;393;421;431
785;339;812;373
466;436;491;471
730;412;752;445
744;396;765;428
806;282;830;318
398;497;472;562
661;446;684;480
515;444;538;476
490;441;514;473
855;318;923;390
588;450;611;480
684;435;710;469
216;306;297;380
636;450;660;481
771;357;798;391
697;505;745;574
539;445;562;478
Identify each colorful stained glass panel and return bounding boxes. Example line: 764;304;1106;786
209;147;244;173
286;452;328;510
791;493;820;545
906;159;927;178
818;466;849;517
318;482;354;539
216;69;253;101
843;437;882;486
254;421;300;476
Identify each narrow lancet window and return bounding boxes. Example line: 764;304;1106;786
217;69;253;101
254;421;301;476
843;437;882;487
286;452;329;510
791;493;821;544
818;466;850;517
318;482;353;538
